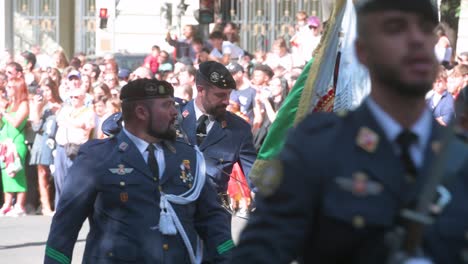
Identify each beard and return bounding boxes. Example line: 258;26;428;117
204;103;227;119
147;122;177;141
372;62;433;98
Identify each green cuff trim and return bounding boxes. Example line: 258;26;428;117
46;246;70;264
217;239;235;255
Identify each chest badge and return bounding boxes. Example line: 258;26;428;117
356;127;379;153
182;110;190;118
180;160;194;187
109;164;134;175
335;172;383;196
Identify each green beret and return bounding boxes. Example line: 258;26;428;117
355;0;438;25
196;61;236;89
120;79;174;102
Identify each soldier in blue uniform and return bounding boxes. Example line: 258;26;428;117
178;61;257;208
44;79;233;264
232;0;468;263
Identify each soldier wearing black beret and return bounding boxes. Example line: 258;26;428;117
178;61;257;207
233;0;468;263
45;78;234;263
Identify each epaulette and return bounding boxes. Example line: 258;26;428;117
102;112;123;136
296;111;344;133
175;97;188;107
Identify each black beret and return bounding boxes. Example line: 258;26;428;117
355;0;438;25
196;61;236;89
120;79;174;102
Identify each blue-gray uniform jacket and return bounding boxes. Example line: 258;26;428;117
232;102;468;264
44;131;233;264
179;100;257;193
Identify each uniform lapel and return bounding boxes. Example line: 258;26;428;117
351;103;408;202
181;101;197;145
159;141;178;186
406;120;443;203
200;118;227;150
117;132;153;179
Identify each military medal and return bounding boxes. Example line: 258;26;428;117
179;160;194;186
109;164;134;175
356;127;379;153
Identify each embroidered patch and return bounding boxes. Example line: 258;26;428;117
210;72;221;83
182;110;189;118
251;159;283;197
109;164;134;175
120;192;129;202
119;142;129;151
356;127;379;153
335;172;383;196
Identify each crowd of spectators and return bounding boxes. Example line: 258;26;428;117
0;10;467;217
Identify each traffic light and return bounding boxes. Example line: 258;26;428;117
161;3;173;25
197;0;214;24
99;8;108;29
176;0;189;17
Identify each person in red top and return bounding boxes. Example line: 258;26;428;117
143;45;160;75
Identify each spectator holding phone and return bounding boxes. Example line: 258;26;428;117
29;77;62;215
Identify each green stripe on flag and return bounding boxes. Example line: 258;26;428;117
217;239;235;254
46;246;70;264
249;0;348;197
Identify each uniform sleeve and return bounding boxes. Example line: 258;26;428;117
238;127;257;190
44;146;98;264
194;180;233;263
232;117;333;263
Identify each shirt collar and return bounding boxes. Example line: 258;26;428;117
122;127;161;156
366;97;432;149
193;101;214;121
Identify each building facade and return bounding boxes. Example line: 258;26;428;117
0;0;331;59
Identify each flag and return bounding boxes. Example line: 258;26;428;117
250;0;370;195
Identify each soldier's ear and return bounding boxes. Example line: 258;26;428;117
134;103;149;121
355;38;369;67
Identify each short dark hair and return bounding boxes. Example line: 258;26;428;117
253;64;274;79
21;51;37;70
209;31;224;40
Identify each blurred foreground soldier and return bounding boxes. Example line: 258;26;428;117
178;61;257;209
233;0;468;263
45;79;233;263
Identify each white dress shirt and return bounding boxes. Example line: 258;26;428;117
366;98;432;168
123;127;165;179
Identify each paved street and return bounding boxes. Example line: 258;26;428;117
0;214;248;263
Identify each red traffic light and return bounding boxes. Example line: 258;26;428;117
99;8;108;18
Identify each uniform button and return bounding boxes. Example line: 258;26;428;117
119;181;125;187
158;186;163;192
352;215;365;229
219;158;224;163
153;177;158;181
108;252;114;257
163;244;169;251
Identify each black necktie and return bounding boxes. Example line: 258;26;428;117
146;144;159;180
396;130;418;180
196;115;209;145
